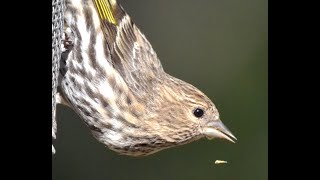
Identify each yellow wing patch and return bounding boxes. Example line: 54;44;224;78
94;0;117;25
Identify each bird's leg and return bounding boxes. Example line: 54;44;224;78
59;27;73;86
61;27;74;52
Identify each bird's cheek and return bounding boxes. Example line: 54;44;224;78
198;118;209;128
194;122;204;134
198;119;212;134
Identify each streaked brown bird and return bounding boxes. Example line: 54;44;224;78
57;0;237;156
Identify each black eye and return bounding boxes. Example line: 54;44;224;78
193;108;204;118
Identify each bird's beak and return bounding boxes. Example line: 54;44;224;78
203;120;237;143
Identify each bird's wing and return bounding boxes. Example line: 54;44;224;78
93;0;164;89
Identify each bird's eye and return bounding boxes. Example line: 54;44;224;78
193;108;204;118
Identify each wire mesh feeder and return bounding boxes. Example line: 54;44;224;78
52;0;64;155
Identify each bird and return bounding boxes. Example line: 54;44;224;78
56;0;237;156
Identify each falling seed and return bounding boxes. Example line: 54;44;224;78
215;160;227;164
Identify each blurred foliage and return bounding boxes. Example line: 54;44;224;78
53;0;267;179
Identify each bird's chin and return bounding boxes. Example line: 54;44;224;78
203;121;237;143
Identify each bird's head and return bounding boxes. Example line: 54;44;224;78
112;75;238;156
148;76;237;143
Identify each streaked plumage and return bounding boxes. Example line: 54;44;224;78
58;0;236;156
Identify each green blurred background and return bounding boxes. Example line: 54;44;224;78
53;0;267;179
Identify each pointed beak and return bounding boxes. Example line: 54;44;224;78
203;120;237;143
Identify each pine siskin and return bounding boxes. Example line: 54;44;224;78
57;0;237;156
